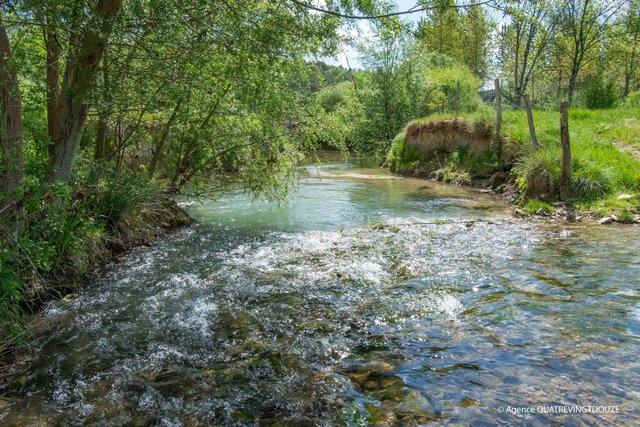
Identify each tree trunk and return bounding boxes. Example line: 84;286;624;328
494;79;503;164
0;9;24;215
94;48;113;162
523;94;539;148
148;98;182;177
48;0;123;183
568;70;577;106
44;24;62;156
560;102;571;200
94;113;110;161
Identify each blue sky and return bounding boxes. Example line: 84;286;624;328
319;0;426;69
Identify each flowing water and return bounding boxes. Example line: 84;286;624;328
1;160;639;426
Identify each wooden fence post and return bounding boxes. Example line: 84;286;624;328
560;102;570;200
523;94;539;148
495;79;502;162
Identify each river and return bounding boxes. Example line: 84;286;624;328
1;159;639;426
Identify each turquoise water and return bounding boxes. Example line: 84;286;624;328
1;160;639;425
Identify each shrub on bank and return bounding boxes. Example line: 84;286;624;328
623;91;640;108
0;163;190;347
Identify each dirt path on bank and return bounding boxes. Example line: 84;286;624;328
613;140;640;161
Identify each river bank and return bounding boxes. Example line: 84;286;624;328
0;196;193;365
386;109;640;224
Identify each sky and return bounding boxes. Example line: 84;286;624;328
318;0;426;69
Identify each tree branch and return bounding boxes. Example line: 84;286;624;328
287;0;494;20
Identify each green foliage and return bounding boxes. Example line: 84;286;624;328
431;146;497;185
416;2;493;78
624;91;640;108
80;164;156;228
522;199;553;215
406;52;483;115
583;75;618;109
385;132;407;167
0;255;24;342
0;164;159;345
424;65;483;114
302;81;364;151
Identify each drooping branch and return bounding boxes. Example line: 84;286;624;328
287;0;494;20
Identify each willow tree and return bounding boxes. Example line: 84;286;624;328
44;0;123;183
0;5;24;214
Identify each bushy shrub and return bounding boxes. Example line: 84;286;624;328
583;75;618;109
385;131;407;168
80;164;156;228
0;164;157;345
624;91;640;108
513;146;562;199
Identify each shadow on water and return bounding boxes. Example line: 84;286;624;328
1;159;639;426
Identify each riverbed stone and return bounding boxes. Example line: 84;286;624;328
599;216;614;224
394;390;435;420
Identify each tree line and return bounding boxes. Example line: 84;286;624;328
1;1;639;209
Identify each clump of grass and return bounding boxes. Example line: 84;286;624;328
522;199;553;215
617;211;636;224
513;146;561;199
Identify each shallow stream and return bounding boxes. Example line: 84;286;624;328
1;160;639;426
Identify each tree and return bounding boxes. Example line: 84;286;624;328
557;0;624;105
460;4;493;79
354;23;418;154
0;5;24;214
416;1;493;80
615;0;640;97
45;0;123;183
417;0;463;60
498;0;563;107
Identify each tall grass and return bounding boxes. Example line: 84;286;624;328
504;108;640;206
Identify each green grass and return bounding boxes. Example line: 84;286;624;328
390;107;640;217
522;199;553;215
503;108;640;215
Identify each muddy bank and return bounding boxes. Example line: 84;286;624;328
404;118;496;157
388;118;513;193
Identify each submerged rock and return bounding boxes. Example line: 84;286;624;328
599;216;614;225
394;391;436;421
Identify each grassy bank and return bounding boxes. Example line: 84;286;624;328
387;107;640;219
0;163;192;355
